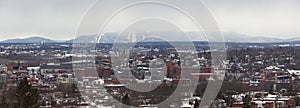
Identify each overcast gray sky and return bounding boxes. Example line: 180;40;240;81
0;0;299;40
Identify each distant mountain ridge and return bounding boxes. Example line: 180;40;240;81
1;37;56;43
1;33;299;43
221;32;289;43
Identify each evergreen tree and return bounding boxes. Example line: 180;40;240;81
0;95;7;108
15;77;40;108
243;95;252;108
122;93;130;108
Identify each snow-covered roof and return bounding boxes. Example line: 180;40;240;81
288;70;300;76
265;66;280;70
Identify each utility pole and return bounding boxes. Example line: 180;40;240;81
274;73;277;92
274;72;278;108
293;74;299;108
